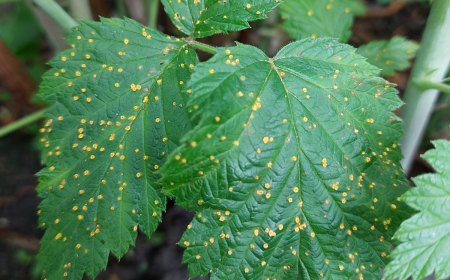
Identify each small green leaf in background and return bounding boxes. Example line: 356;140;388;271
0;3;46;83
161;0;280;38
0;3;42;53
384;140;450;280
36;18;197;280
280;0;365;42
161;38;410;279
357;36;419;77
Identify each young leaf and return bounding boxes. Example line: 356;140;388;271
160;38;410;279
161;0;280;38
384;140;450;280
357;36;419;77
36;18;197;280
280;0;362;42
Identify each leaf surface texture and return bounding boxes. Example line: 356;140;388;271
357;36;419;76
280;0;364;42
161;38;410;279
161;0;280;38
36;18;197;280
385;140;450;280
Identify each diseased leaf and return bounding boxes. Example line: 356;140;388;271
346;0;367;16
161;0;280;38
357;36;419;76
280;0;363;42
160;38;410;279
36;18;197;280
384;140;450;280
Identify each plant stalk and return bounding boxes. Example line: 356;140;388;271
69;0;92;21
400;0;450;173
33;0;78;33
147;0;159;29
0;109;46;138
415;80;450;95
186;39;217;55
29;2;67;51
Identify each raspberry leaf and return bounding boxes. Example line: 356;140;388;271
385;140;450;280
280;0;365;42
36;18;197;280
357;36;419;77
161;0;280;38
161;38;410;279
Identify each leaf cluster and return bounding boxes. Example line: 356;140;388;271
34;1;416;279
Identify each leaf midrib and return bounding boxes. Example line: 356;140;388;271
273;61;386;273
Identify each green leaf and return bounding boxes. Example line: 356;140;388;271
160;38;410;279
0;3;42;53
357;36;419;77
280;0;363;42
346;0;367;16
36;18;197;280
384;140;450;280
161;0;280;38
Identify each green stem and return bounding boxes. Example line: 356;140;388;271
147;0;159;29
69;0;92;21
0;109;46;138
33;0;78;33
400;0;450;173
415;80;450;95
29;2;67;51
186;39;217;55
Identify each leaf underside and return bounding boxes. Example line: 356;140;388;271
280;0;361;42
356;36;419;77
160;38;410;279
36;18;197;280
161;0;280;38
384;140;450;280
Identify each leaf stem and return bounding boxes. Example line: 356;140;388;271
0;109;46;138
147;0;159;29
33;0;78;33
415;80;450;95
400;0;450;173
69;0;92;21
186;39;217;55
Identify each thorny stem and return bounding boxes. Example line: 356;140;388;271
0;109;46;138
186;39;217;55
400;0;450;173
33;0;78;33
415;80;450;95
147;0;159;29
